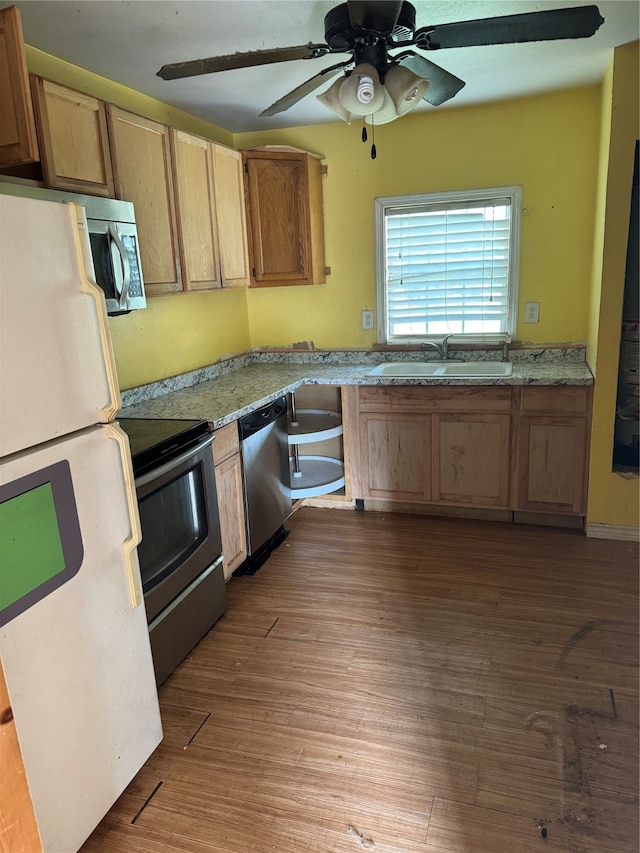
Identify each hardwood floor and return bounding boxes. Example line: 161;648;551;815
81;508;639;853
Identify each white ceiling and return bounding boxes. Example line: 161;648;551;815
5;0;639;133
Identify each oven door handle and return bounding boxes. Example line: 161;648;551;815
134;432;215;489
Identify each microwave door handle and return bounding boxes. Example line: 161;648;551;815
108;223;131;310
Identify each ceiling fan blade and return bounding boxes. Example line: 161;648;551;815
260;61;352;117
415;5;604;50
157;45;321;81
396;52;465;106
347;0;403;35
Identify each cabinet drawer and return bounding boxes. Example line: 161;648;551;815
213;421;240;465
358;385;512;413
520;386;591;415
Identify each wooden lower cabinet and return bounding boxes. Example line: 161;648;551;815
213;422;247;579
516;416;589;514
359;412;431;500
514;386;591;516
356;386;511;508
432;413;511;507
354;385;591;519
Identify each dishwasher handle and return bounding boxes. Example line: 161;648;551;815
239;396;288;440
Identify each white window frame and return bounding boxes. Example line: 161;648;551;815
375;185;522;345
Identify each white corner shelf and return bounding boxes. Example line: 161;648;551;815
289;455;345;499
288;396;345;499
287;409;343;444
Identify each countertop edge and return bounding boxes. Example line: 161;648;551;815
119;362;594;430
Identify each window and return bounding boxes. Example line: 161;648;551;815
375;186;521;344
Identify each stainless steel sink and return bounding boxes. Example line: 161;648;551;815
367;361;513;378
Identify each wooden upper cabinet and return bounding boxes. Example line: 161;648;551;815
107;106;181;295
0;5;39;167
211;143;250;288
171;129;221;292
30;77;114;196
243;150;326;287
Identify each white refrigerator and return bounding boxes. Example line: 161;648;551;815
0;194;162;851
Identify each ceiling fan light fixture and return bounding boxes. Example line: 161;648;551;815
365;87;398;125
384;64;430;116
317;77;352;123
339;62;385;116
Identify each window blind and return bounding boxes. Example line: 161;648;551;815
384;198;512;339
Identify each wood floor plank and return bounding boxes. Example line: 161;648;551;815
81;509;639;853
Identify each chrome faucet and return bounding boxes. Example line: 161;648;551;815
422;334;453;360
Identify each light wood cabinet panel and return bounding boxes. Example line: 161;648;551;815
171;129;221;292
432;413;511;507
107;106;181;295
243;150;326;287
516;416;589;514
358;385;512;414
0;658;42;852
0;5;39;167
211;143;250;288
353;384;591;518
519;385;590;416
213;423;246;579
359;412;431;500
30;77;114;196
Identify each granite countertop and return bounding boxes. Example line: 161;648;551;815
119;355;594;430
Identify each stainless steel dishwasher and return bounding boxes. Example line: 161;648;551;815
237;396;292;574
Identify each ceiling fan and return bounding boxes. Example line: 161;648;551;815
157;1;604;124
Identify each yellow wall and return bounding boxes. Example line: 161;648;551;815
586;41;639;529
26;48;251;390
21;42;640;530
237;87;601;350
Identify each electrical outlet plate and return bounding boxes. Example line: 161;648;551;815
361;310;374;331
524;302;540;323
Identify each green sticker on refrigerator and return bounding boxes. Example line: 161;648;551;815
0;460;84;626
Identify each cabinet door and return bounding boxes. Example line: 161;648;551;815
211;143;250;288
517;416;589;514
0;658;42;852
432;413;511;507
30;78;114;196
107;107;181;295
171;129;221;292
0;5;39;167
214;453;247;579
244;153;313;286
359;413;431;500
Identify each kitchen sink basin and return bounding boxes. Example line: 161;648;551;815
368;361;513;378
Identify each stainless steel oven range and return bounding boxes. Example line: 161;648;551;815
118;418;227;685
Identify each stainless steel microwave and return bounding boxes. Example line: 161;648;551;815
0;182;146;315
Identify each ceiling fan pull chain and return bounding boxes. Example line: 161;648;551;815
361;121;368;143
371;118;377;160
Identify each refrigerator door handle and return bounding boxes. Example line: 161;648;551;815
68;204;122;422
106;423;144;608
